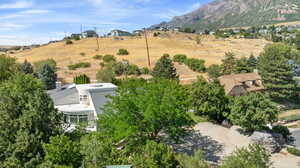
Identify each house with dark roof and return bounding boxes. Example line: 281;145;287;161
108;29;132;37
218;72;265;96
82;30;98;38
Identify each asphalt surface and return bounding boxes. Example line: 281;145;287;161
291;130;300;148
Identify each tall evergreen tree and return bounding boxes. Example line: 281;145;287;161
20;59;34;74
0;73;61;167
221;52;237;75
258;43;298;100
38;64;57;90
152;54;178;79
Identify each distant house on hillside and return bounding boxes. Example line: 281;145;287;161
82;30;98;38
48;83;117;131
108;29;132;37
218;72;265;96
132;30;143;36
71;33;82;39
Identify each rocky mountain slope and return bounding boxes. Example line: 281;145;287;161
152;0;300;30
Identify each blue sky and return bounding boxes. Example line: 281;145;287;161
0;0;213;45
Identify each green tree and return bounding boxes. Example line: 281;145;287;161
152;54;178;79
221;144;272;168
20;59;34;74
173;54;187;64
73;74;91;84
247;54;258;70
207;64;222;80
132;140;179;168
80;133;128;168
258;43;298;99
99;79;193;143
34;59;57;72
96;64;116;83
0;73;61;167
185;58;206;72
221;52;237;75
176;150;209;168
229;93;279;132
43;135;82;168
0;54;18;83
38;64;57;90
235;57;252;73
190;77;229;122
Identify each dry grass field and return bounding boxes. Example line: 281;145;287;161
11;32;271;83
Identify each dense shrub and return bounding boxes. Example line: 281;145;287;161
93;55;103;60
272;125;291;139
113;61;141;76
153;32;161;37
140;67;150;74
173;54;187;64
207;64;222;79
102;54;116;63
185;58;206;72
96;65;115;82
68;62;91;70
221;144;272;168
65;40;73;45
80;52;85;56
126;64;141;75
38;64;57;90
287;147;300;156
73;74;91;84
117;49;129;55
176;149;209;168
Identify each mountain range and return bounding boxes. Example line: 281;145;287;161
152;0;300;31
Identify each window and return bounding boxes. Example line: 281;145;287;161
67;114;88;124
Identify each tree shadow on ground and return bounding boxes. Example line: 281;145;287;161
165;130;224;163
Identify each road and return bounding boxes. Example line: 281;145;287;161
291;129;300;148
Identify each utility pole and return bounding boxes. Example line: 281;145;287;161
80;24;83;35
144;28;151;68
94;27;100;51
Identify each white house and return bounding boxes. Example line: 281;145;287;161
108;29;132;37
48;83;117;131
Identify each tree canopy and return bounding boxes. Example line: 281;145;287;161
190;77;230;122
229;93;279;132
0;73;61;167
38;64;57;90
258;43;298;100
152;54;178;79
0;55;18;83
98;79;193;143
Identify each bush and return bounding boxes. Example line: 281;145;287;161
117;48;129;55
176;149;209;168
287;147;300;156
140;67;150;74
126;64;141;75
103;54;116;63
68;62;91;70
93;55;103;60
65;40;73;45
272;125;291;139
221;144;272;168
153;32;161;37
80;52;85;56
173;54;187;64
152;54;178;79
73;74;91;84
207;64;222;79
185;58;206;72
96;65;115;82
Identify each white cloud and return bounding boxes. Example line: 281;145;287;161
0;9;52;20
0;0;34;9
0;23;27;31
20;9;52;14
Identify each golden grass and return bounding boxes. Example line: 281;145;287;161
11;32;271;83
279;109;300;118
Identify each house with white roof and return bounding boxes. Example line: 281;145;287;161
48;83;117;131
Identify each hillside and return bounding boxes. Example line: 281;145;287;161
153;0;300;31
11;32;270;83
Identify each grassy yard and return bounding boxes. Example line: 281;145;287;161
279;109;300;122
